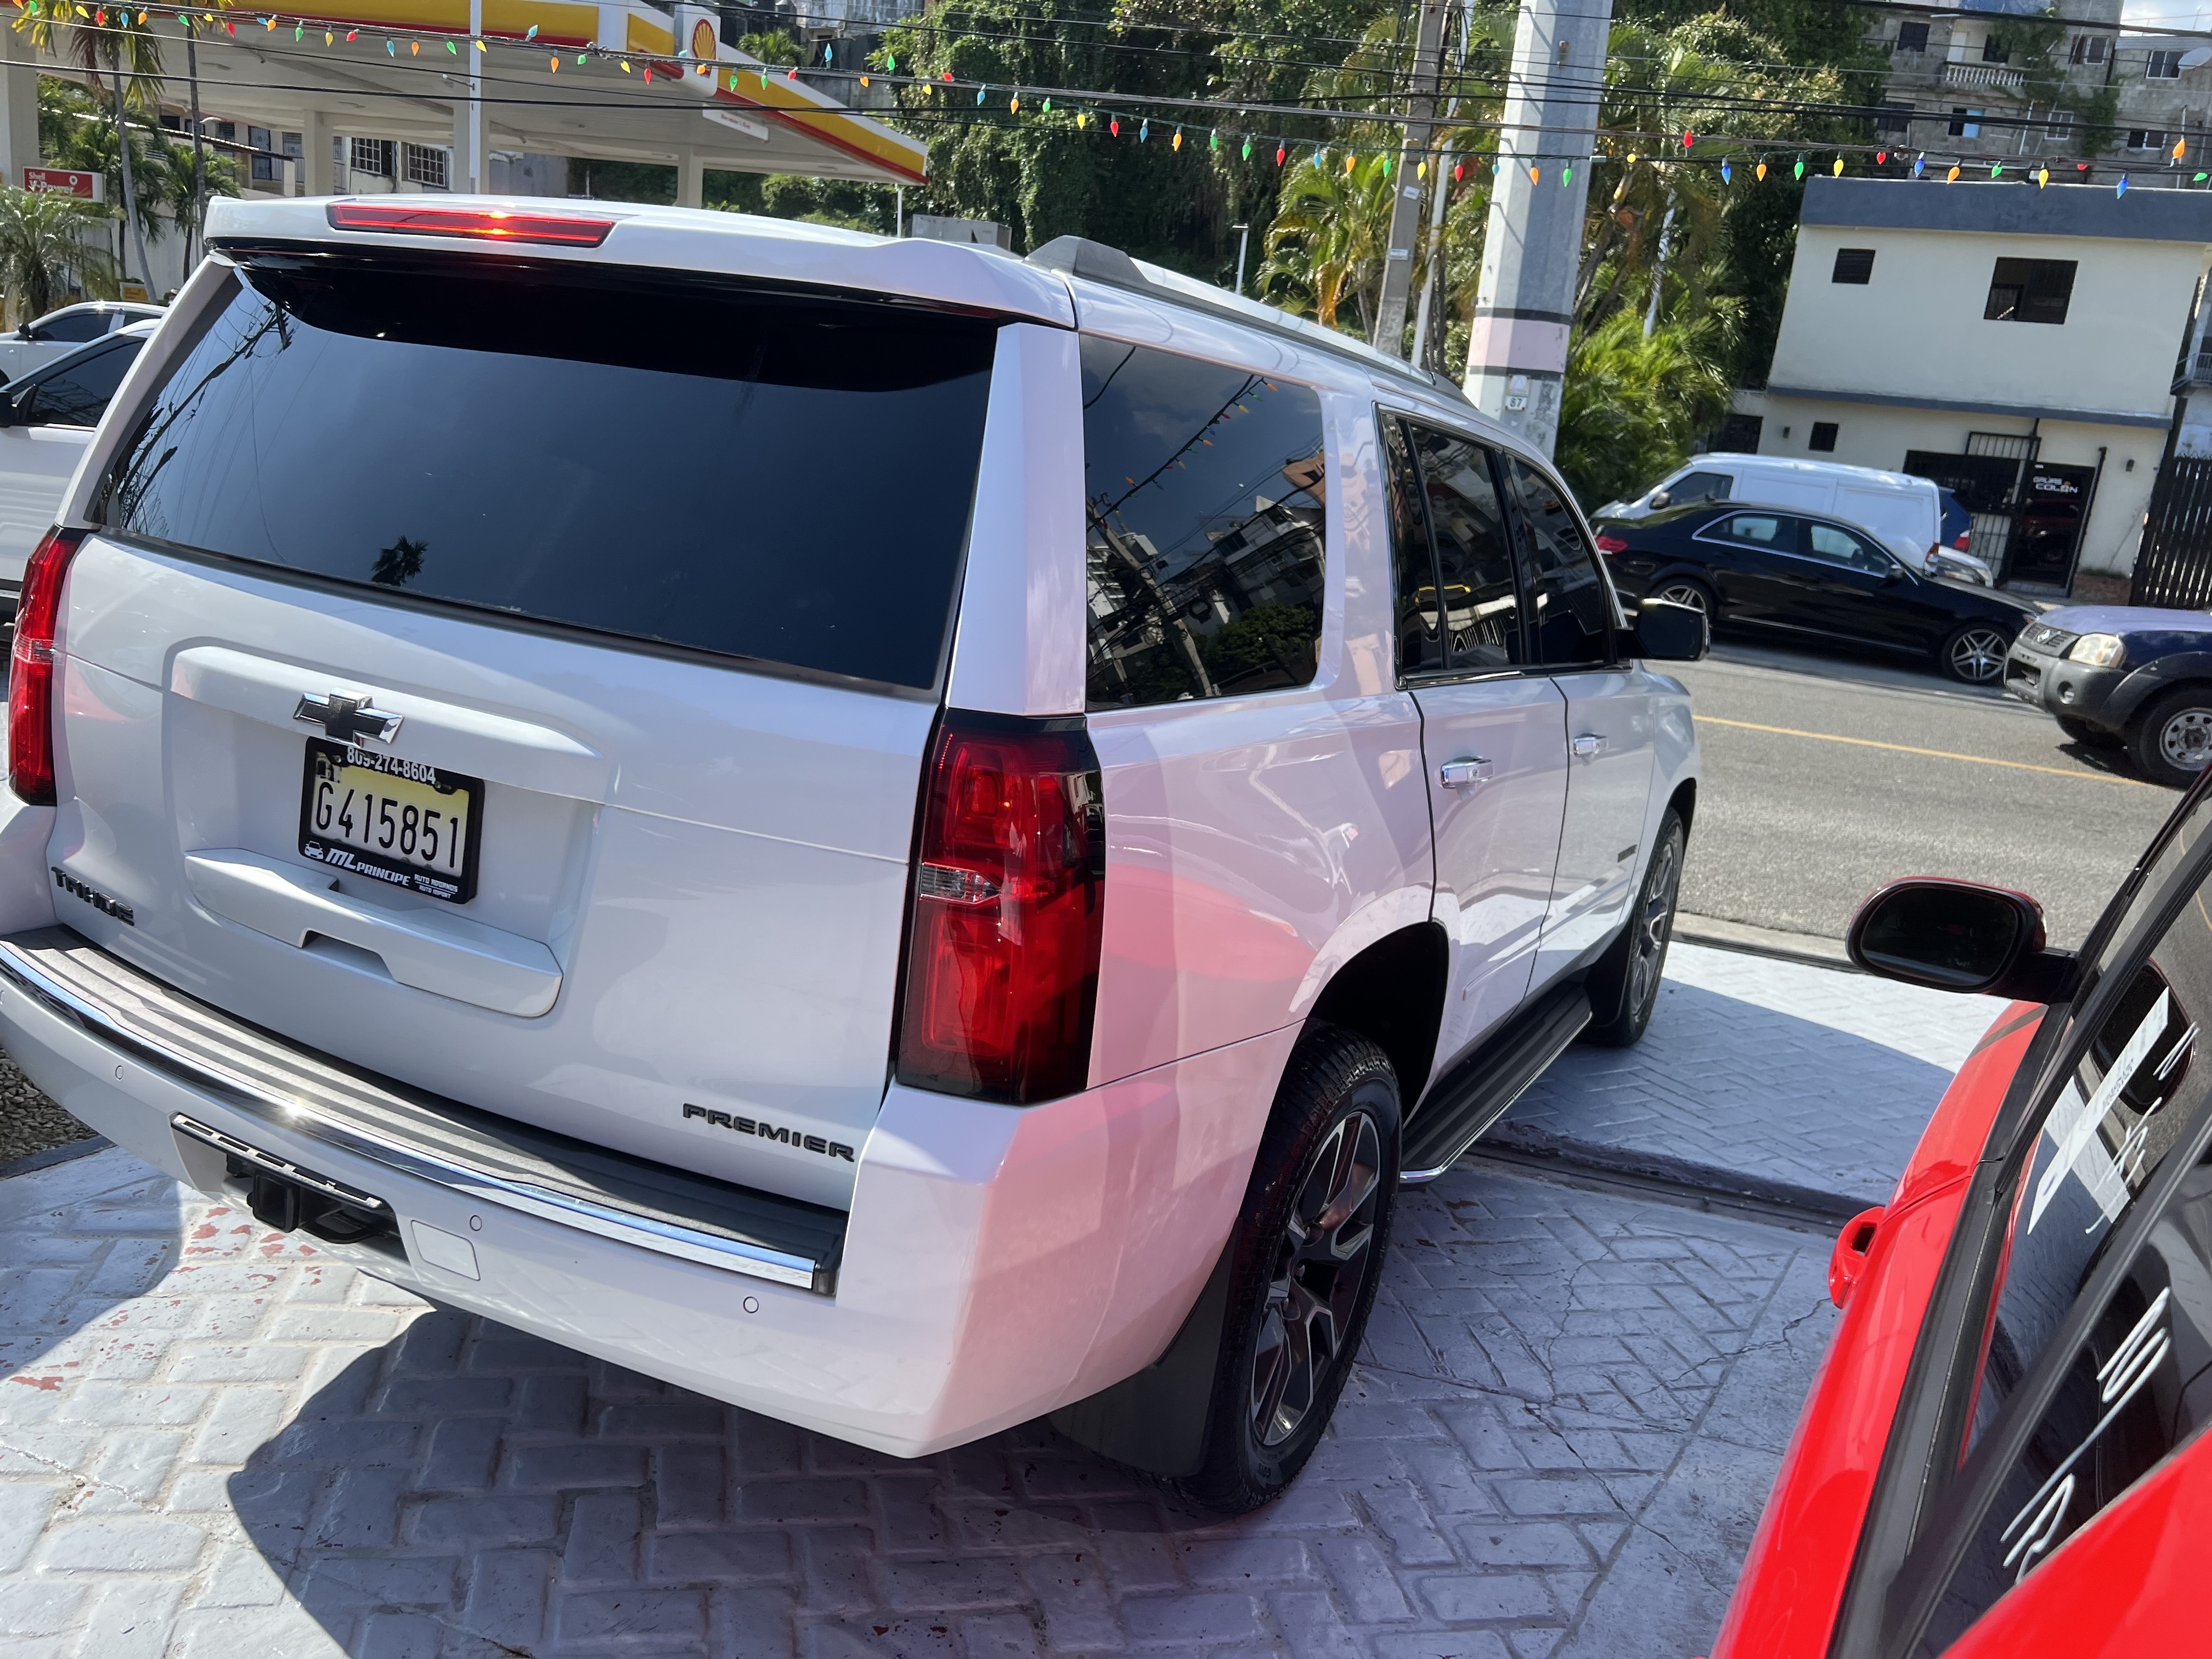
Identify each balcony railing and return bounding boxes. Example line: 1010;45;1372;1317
1943;60;2027;92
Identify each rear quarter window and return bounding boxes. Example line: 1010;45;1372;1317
1080;338;1327;709
93;256;1000;690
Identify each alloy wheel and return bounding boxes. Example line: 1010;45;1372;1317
2159;707;2212;774
1250;1109;1383;1448
1656;582;1709;614
1628;833;1682;1020
1949;627;2008;683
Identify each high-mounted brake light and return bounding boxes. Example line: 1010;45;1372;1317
9;526;86;806
895;712;1105;1106
325;202;616;247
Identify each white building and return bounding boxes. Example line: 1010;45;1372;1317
1739;174;2212;594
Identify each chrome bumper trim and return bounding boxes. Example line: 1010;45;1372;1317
0;936;826;1291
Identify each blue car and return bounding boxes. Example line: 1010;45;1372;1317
2005;607;2212;785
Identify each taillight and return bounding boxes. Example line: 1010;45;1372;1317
1595;532;1629;554
325;202;616;246
895;711;1104;1105
9;526;84;805
1954;532;1973;550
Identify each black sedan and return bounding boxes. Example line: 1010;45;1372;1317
1594;502;2039;683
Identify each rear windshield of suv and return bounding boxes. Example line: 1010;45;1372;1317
94;255;1000;690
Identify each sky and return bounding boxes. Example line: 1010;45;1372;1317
2125;1;2211;30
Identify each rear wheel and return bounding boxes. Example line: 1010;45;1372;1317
1176;1025;1398;1514
2131;685;2212;788
1942;623;2011;685
1583;807;1686;1048
1654;577;1714;619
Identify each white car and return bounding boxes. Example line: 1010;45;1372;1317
0;300;163;384
1599;453;1973;579
0;198;1703;1511
0;321;154;613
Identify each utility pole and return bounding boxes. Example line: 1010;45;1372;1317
1464;0;1615;454
1232;222;1250;296
1410;1;1470;372
186;37;205;266
1370;0;1450;358
467;0;485;190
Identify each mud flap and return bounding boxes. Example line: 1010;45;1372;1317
1047;1239;1234;1479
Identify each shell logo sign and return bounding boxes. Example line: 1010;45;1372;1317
690;17;715;59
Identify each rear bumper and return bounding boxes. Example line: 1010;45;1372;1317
0;927;1287;1457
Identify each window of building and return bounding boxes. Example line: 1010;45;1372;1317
248;125;274;183
1082;340;1327;707
1985;257;2078;325
1876;103;1912;134
1897;20;1929;52
1809;422;1840;453
332;134;347;189
403;144;449;190
1980;33;2008;63
2046;109;2075;142
1950;108;1983;138
2127;128;2169;151
2070;33;2109;65
212;120;236;143
2148;48;2185;79
349;137;391;177
1832;248;1876;285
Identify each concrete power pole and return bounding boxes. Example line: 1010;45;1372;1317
1370;0;1451;358
1463;0;1615;455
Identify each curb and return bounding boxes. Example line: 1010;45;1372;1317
0;1135;111;1182
1673;913;1859;974
1480;1120;1873;1228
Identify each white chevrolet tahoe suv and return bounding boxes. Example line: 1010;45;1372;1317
0;198;1703;1513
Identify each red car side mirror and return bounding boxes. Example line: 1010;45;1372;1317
1847;878;2078;1003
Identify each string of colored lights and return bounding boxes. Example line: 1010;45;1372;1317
12;2;2203;196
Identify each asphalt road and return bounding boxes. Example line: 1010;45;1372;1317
1673;639;2176;948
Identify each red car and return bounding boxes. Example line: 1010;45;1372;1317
1711;772;2212;1658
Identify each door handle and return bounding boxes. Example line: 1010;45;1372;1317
1438;757;1493;789
1570;734;1605;758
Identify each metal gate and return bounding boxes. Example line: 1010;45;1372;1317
2131;454;2212;608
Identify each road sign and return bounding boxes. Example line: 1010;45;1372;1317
21;167;104;202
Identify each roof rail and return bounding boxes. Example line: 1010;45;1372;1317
1028;235;1471;404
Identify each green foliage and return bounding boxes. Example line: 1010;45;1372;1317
0;184;110;317
1553;304;1739;510
736;30;803;67
1205;602;1317;687
40;77;238;248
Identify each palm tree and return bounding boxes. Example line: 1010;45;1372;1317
13;6;166;293
0;185;111;320
1553;302;1740;510
1259;155;1398;334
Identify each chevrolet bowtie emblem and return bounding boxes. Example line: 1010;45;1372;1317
293;690;403;746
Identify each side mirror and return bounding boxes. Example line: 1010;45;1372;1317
1882;565;1906;584
1847;878;2076;1001
1629;597;1708;662
1647;489;1672;510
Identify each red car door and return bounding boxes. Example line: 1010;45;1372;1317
1716;774;2212;1659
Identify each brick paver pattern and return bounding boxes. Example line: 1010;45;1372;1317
0;944;1981;1658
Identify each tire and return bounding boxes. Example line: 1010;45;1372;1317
1582;807;1686;1048
2130;685;2212;788
1653;577;1715;620
1175;1024;1400;1515
1942;623;2012;684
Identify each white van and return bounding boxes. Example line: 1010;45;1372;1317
1598;454;1990;585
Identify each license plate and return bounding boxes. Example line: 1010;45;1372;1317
297;739;482;904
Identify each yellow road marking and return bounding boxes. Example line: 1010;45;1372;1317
1694;715;2154;787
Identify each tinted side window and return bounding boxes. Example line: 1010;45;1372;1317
1382;416;1442;675
1504;455;1613;667
1712;512;1792;549
27;342;134;427
1407;424;1521;671
1805;521;1893;574
31;311;106;343
1667;469;1733;506
1082;340;1327;708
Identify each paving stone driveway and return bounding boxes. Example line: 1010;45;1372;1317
0;945;1997;1659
